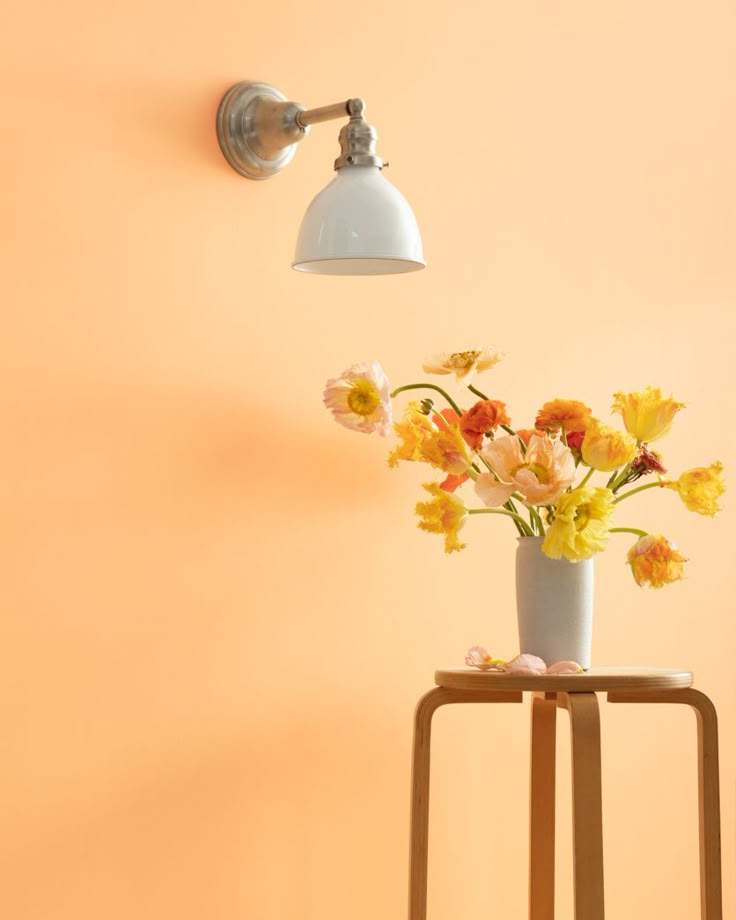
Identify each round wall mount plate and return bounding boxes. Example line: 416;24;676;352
216;81;297;180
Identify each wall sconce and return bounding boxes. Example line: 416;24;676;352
216;81;425;275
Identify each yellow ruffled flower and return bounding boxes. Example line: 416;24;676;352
611;387;685;442
627;534;687;588
581;418;637;472
665;462;725;516
389;404;472;475
415;482;468;553
542;486;615;561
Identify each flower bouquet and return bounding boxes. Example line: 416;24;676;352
324;347;725;588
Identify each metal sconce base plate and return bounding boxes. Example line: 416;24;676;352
216;81;298;180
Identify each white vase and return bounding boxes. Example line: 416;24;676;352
515;536;594;670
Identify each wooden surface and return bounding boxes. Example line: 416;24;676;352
435;665;693;693
529;693;557;920
609;688;722;919
407;688;522;920
560;692;605;919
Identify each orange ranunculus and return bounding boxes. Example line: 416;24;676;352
627;534;687;588
535;399;592;434
459;399;511;449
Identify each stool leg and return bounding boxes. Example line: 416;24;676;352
408;688;522;920
608;688;722;919
408;688;447;920
559;692;605;920
529;693;557;920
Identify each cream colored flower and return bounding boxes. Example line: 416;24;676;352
422;346;504;381
323;361;392;436
475;434;576;507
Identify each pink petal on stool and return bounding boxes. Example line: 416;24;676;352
465;646;493;669
504;654;547;675
545;660;584;674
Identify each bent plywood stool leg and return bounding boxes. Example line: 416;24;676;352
559;692;605;920
408;688;522;920
529;692;557;920
608;688;722;920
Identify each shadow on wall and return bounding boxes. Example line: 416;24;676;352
0;708;405;920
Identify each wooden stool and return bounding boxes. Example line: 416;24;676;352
408;667;722;920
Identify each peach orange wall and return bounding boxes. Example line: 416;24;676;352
2;1;735;918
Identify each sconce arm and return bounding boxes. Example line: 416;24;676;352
217;82;380;179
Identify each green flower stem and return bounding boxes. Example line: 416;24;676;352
467;383;490;400
469;507;535;536
575;467;595;490
504;499;527;537
529;506;546;536
610;526;648;538
613;480;665;504
390;383;463;417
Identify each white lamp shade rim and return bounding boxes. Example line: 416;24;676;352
291;255;426;275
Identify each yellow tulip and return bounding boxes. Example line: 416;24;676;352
627;534;687;588
665;462;725;516
581;418;637;472
415;482;468;553
611;387;685;442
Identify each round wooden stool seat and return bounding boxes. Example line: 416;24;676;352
434;665;693;693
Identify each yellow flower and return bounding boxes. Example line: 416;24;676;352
581;418;637;472
415;482;468;553
535;399;592;434
542;486;615;561
422;346;503;381
611;387;685;442
389;404;472;475
665;462;725;516
627;534;687;588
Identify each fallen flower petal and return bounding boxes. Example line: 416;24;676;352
504;654;547;675
465;646;506;670
544;660;584;674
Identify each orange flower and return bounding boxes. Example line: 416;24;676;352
459;399;510;449
440;472;470;492
535;399;592;435
627;534;687;588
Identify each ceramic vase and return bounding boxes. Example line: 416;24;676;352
515;536;594;670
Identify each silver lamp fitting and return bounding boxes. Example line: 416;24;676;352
215;80;425;275
216;81;383;180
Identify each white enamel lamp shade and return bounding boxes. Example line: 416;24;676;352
292;165;425;275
